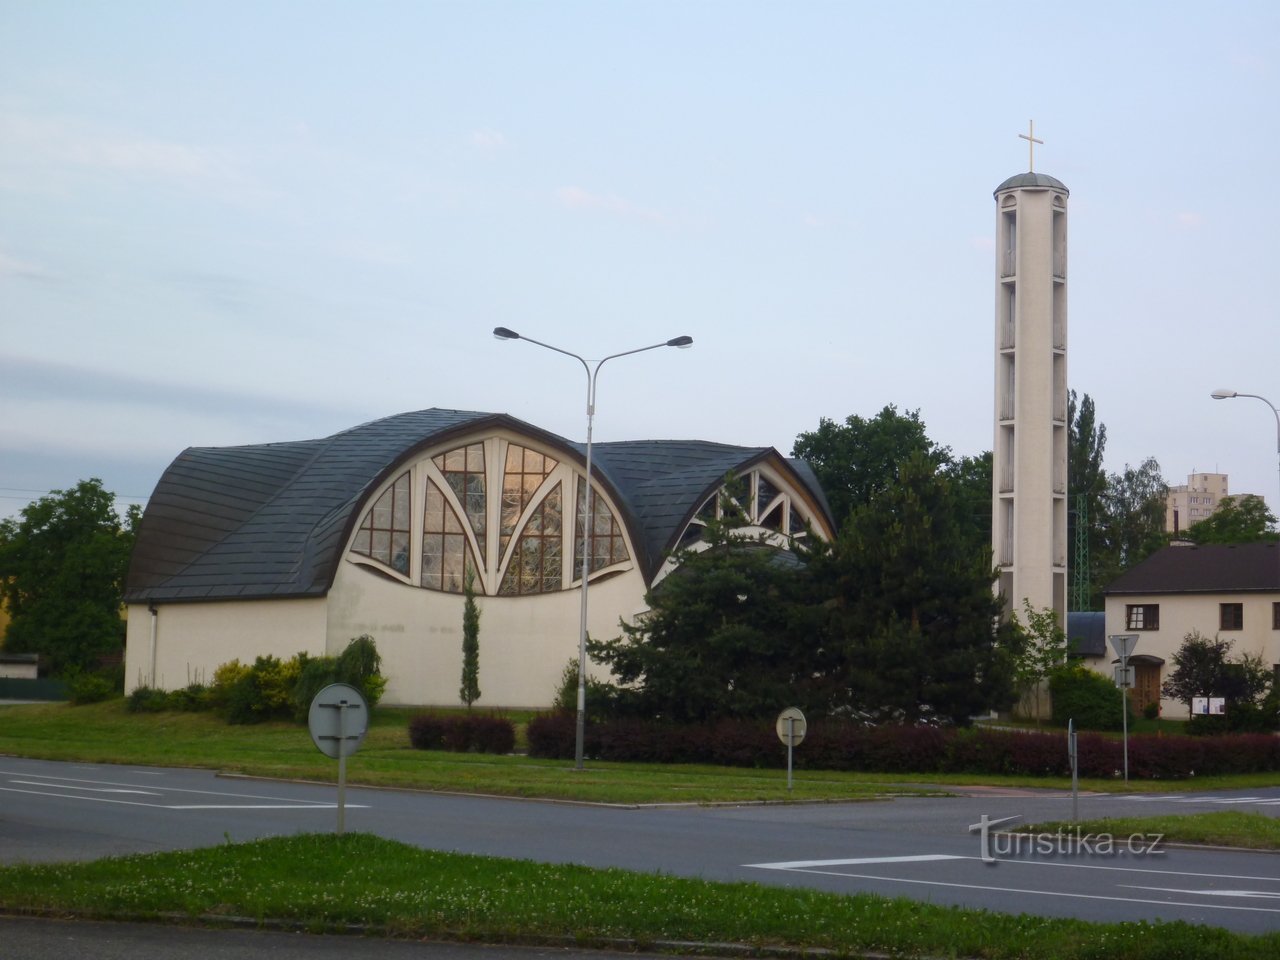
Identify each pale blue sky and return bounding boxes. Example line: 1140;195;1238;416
2;1;1278;520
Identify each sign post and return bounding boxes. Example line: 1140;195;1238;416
1108;634;1138;783
775;707;807;792
1067;718;1078;823
308;683;369;834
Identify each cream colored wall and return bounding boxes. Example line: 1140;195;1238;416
124;598;328;692
1101;593;1280;716
327;559;651;707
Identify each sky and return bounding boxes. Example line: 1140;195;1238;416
2;1;1278;523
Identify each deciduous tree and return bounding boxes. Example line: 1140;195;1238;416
0;479;139;676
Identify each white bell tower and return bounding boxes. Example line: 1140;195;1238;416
992;122;1068;625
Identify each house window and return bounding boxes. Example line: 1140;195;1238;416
1125;604;1159;630
1273;602;1280;630
1220;603;1244;631
499;483;563;595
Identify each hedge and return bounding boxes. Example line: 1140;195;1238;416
525;713;1280;779
408;713;516;755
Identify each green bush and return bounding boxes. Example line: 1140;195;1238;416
67;671;119;706
223;655;300;725
290;636;387;721
1050;664;1131;731
126;685;170;713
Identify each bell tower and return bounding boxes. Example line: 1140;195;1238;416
992;122;1069;624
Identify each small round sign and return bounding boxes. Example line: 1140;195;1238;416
775;706;807;747
307;683;369;759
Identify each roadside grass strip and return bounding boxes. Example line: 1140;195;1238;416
0;834;1278;959
4;701;1280;803
1022;812;1280;852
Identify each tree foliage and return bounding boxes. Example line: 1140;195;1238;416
588;519;821;723
1011;601;1068;725
1067;391;1108;608
791;405;949;530
1159;630;1271;719
814;452;1018;725
1186;494;1278;544
0;479;140;676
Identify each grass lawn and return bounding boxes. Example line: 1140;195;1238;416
1022;811;1280;851
0;832;1277;960
2;700;1278;803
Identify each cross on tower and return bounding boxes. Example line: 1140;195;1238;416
1019;120;1044;172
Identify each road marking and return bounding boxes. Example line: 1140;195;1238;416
745;862;1280;915
747;855;962;869
1123;886;1280;900
0;785;368;810
10;779;162;796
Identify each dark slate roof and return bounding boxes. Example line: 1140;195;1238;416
1067;611;1106;658
1103;542;1280;596
586;441;833;574
126;410;831;604
994;171;1069;196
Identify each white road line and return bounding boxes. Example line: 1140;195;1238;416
1122;886;1280;900
745;864;1280;915
1;769;337;803
750;855;1280;883
10;780;162;796
0;786;364;810
747;855;962;869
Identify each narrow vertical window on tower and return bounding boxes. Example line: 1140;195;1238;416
1002;208;1017;277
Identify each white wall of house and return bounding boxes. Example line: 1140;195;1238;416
124;598;328;692
1102;592;1280;717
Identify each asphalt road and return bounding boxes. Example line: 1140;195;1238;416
0;915;662;960
1;757;1279;935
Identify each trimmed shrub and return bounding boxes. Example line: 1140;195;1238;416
126;685;170;713
408;713;515;754
67;671;119;706
1050;665;1131;731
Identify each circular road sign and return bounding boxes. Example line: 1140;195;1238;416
775;706;807;747
308;683;369;759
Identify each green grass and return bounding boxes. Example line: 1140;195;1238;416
1;700;1277;803
1;833;1277;959
1023;811;1280;851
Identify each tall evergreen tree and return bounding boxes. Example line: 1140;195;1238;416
814;453;1019;724
459;569;481;709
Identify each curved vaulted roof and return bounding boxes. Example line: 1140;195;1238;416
125;409;833;603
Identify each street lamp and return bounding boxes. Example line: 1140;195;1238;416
494;326;692;770
1210;389;1280;532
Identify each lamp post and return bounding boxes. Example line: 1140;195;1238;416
494;327;692;770
1210;389;1280;533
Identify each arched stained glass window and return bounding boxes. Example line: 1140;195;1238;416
433;443;486;562
501;445;558;557
351;472;411;575
574;482;630;577
499;483;563;595
422;478;476;593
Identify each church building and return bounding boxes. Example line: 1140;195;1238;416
123;409;834;706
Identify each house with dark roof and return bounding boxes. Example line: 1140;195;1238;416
1102;541;1280;716
124;409;834;706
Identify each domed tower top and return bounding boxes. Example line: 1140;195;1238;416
994;121;1069;196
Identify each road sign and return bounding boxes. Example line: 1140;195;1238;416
1113;666;1135;689
1108;634;1139;660
776;707;807;746
308;683;369;759
307;683;369;835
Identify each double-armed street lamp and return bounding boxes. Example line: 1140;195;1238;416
494;327;693;770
